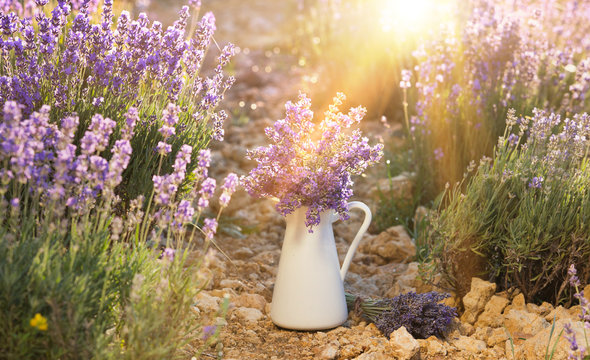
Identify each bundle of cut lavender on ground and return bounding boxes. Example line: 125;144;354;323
346;291;457;339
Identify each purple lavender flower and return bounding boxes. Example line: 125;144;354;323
434;147;444;161
174;199;195;227
219;172;238;207
162;247;176;261
186;12;216;77
400;69;412;89
120;108;138;141
201;324;216;340
564;323;579;353
151;145;193;207
194;149;211;180
106;139;132;189
80;114;116;155
202;217;217;240
569;264;581;289
172;144;192;180
507;133;519;146
528;176;544;189
243;93;383;230
189;0;202;9
158;103;181;139
197;177;216;211
158;125;176;139
211;110;227;141
565;265;590;359
1;13;19;37
156;141;172;156
92;97;104;107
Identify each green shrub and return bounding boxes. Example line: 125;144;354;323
0;229;210;359
400;0;590;203
0;99;237;358
423;109;590;303
0;1;234;203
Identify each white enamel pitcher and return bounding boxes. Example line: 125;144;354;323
270;201;372;330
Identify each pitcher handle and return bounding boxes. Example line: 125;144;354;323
332;201;372;282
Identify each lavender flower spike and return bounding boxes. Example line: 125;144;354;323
202;217;218;240
219;172;239;207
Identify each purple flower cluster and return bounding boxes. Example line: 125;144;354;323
528;176;543;189
433;147;444;161
500;108;590;188
372;292;457;339
1;97;233;244
0;0;236;209
400;69;411;89
147;128;236;240
152;143;192;207
201;324;216;341
162;247;176;261
219;172;239;208
243;93;383;229
196;177;216;212
401;0;590;194
194;149;211;181
202;217;217;240
0;1;234;134
0;100;135;214
158;103;180;139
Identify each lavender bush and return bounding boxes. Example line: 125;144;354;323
346;291;457;339
424;108;590;302
243;92;383;229
0;0;234;202
399;0;590;201
0;101;238;358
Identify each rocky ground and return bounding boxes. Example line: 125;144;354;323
139;1;589;359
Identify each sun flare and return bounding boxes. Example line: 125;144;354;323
379;0;451;35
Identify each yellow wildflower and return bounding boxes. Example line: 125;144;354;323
30;313;48;331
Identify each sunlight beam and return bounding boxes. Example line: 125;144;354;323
379;0;443;34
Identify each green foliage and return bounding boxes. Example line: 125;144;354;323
0;222;216;359
0;2;233;205
545;317;564;360
0;96;232;359
423;109;590;303
401;0;590;204
121;110;211;202
0;3;235;359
